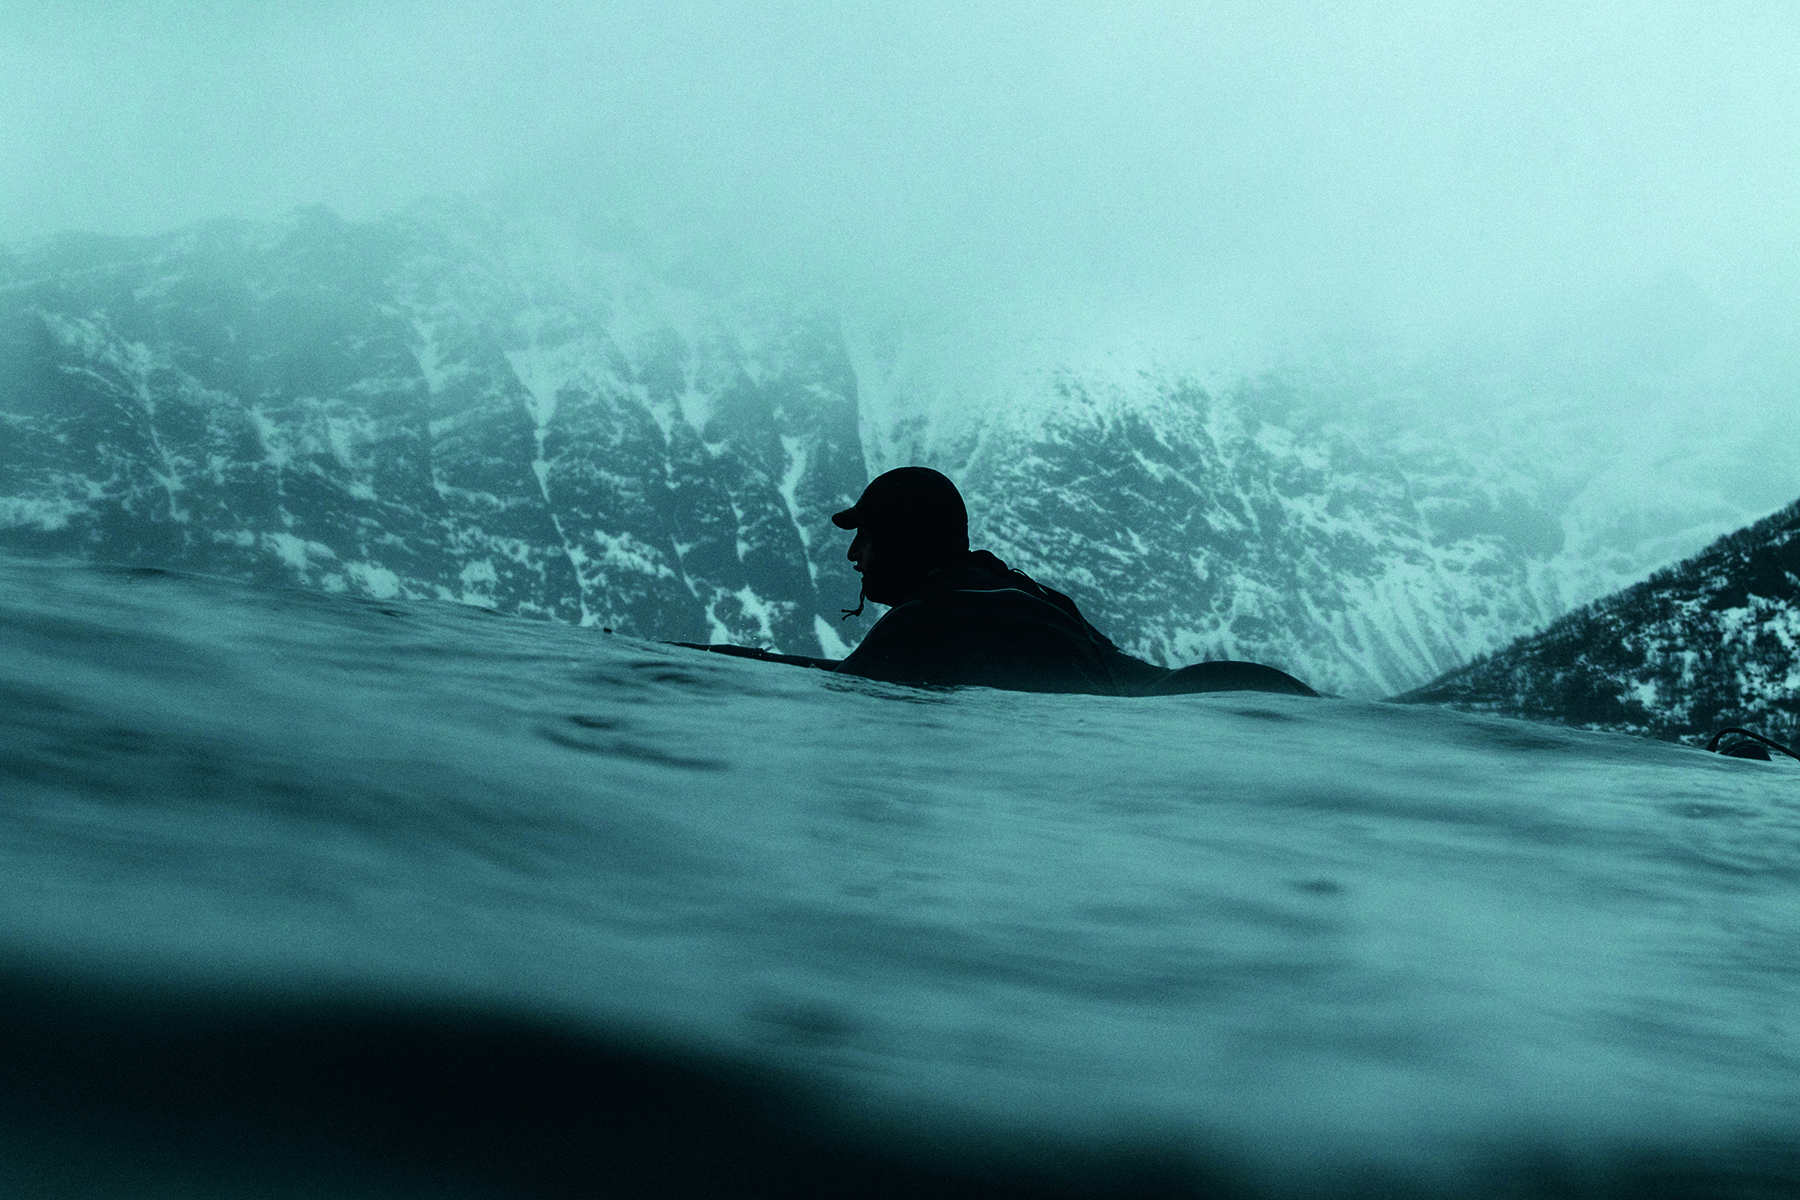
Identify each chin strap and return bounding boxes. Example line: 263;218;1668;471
840;586;866;620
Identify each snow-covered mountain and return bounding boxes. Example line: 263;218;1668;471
1397;497;1800;746
0;202;869;656
936;376;1574;698
0;201;1741;696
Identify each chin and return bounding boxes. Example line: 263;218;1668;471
857;574;904;607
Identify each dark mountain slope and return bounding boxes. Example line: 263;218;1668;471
1395;497;1800;746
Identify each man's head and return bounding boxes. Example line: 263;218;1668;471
832;467;969;607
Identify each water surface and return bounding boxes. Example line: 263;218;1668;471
2;556;1796;1197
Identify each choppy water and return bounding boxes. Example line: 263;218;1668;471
2;555;1797;1198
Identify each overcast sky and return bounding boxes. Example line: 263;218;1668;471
5;3;1797;387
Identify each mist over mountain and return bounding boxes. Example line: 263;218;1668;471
6;4;1796;703
2;200;1769;698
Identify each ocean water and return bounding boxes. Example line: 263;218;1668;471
1;554;1797;1199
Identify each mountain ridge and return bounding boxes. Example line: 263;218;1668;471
0;199;1753;697
1396;496;1800;746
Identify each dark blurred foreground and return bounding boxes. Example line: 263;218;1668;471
0;956;1214;1200
1;957;1796;1200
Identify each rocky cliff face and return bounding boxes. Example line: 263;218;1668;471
1;201;1656;694
0;203;869;654
938;373;1568;697
1396;498;1800;745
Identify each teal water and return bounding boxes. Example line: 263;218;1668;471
2;555;1797;1197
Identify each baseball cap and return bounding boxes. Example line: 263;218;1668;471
831;467;969;552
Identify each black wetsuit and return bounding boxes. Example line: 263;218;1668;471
836;551;1171;695
679;550;1318;697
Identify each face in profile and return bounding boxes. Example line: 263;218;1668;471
846;527;928;606
833;468;970;609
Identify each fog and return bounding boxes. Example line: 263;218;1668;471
5;2;1797;507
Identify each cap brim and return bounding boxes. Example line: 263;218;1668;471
831;507;860;530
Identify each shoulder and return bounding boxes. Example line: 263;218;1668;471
836;567;1120;694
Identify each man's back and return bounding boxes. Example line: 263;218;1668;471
835;551;1165;695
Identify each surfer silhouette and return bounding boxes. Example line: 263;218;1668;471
828;467;1317;697
676;467;1316;696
